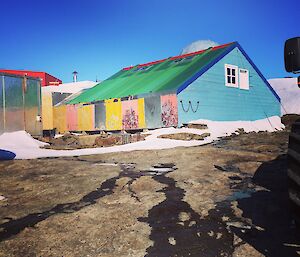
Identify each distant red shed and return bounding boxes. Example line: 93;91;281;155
0;69;62;86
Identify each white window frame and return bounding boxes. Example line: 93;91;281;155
225;64;239;88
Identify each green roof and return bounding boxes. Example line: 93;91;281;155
68;42;235;104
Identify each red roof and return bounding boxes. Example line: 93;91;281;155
0;69;62;86
122;42;234;71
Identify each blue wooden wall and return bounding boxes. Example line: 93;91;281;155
177;47;281;125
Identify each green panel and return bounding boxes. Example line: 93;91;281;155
4;76;23;108
4;76;25;132
25;79;39;108
68;44;233;104
24;79;42;135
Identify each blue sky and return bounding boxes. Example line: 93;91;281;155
0;0;299;82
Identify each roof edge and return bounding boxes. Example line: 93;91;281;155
176;42;238;94
235;42;281;102
0;72;42;81
122;42;235;71
176;42;281;103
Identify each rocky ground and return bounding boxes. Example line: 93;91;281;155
0;129;300;256
41;132;147;150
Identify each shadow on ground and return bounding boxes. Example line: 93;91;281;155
231;154;300;257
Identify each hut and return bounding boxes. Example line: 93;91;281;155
60;42;280;133
0;69;61;86
42;81;97;135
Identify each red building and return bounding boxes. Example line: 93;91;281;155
0;69;62;86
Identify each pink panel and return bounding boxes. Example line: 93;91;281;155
67;104;78;131
122;99;139;130
161;94;178;127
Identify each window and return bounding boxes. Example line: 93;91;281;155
239;68;249;90
134;65;153;72
173;56;194;64
225;64;238;88
174;58;183;63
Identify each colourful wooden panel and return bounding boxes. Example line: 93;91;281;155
105;99;122;130
77;104;95;131
144;95;162;129
161;94;178;127
122;99;139;130
53;105;67;134
67;104;78;131
42;92;53;130
95;102;106;130
137;98;146;129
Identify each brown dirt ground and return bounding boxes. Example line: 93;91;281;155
0;130;300;257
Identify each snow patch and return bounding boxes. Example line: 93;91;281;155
181;40;219;54
188;116;284;134
268;78;300;115
42;81;97;94
0;117;283;160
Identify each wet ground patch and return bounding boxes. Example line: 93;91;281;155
138;164;235;257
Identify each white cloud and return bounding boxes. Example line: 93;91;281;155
181;40;219;54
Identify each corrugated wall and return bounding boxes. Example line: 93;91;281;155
0;76;4;133
4;76;24;132
24;79;42;135
105;99;122;130
0;74;42;135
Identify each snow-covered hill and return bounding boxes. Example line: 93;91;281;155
268;78;300;115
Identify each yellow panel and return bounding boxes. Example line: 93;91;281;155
105;98;122;130
42;92;53;130
77;104;95;131
53;105;67;134
138;98;146;129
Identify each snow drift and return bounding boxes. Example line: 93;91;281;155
268;77;300;115
0;116;283;160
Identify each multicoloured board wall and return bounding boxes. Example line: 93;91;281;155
50;94;178;133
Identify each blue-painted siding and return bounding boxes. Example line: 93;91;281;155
178;47;281;125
